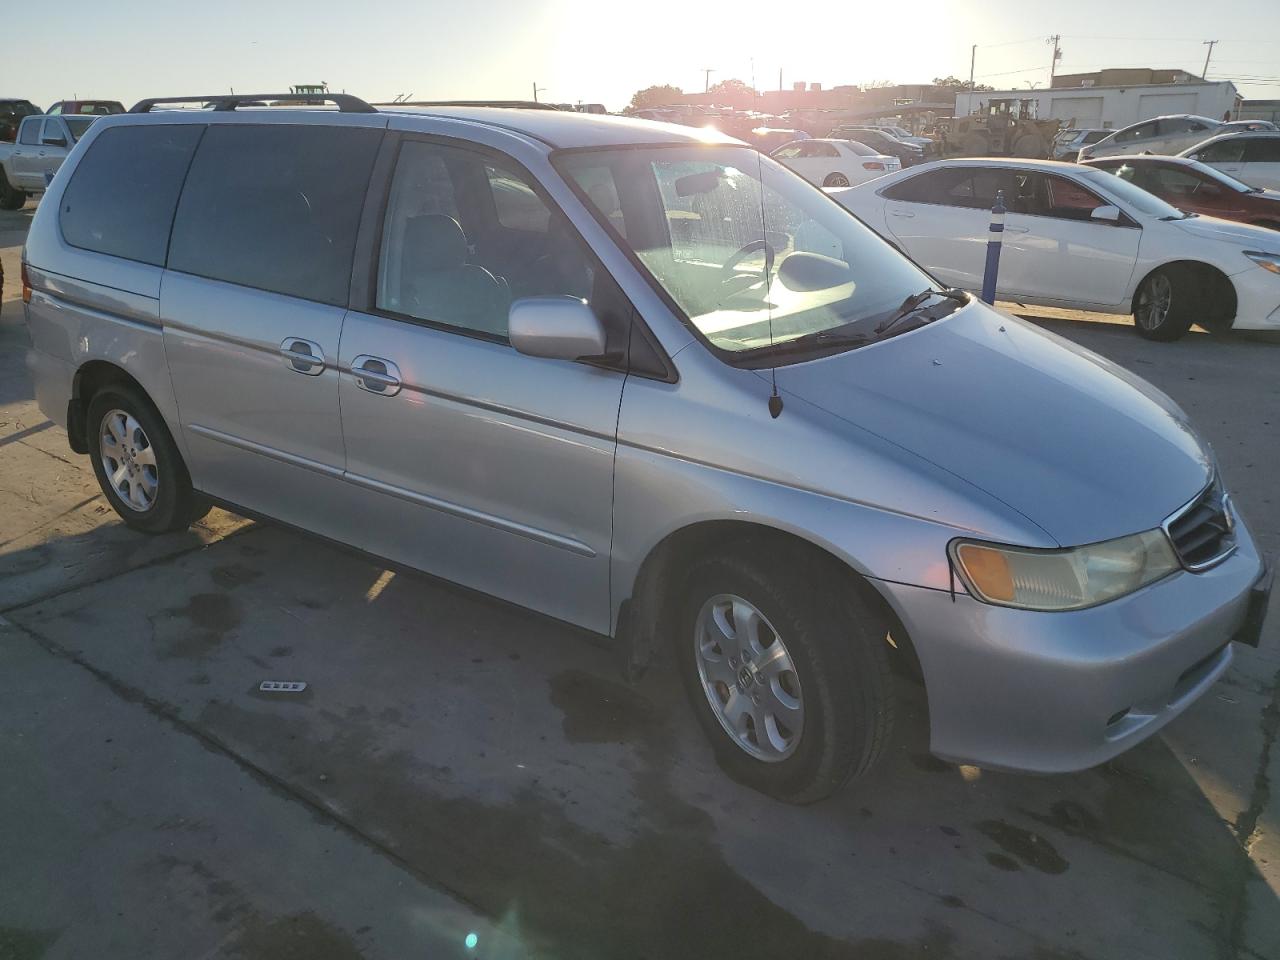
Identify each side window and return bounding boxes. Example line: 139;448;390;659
882;170;951;203
562;160;627;239
1158;118;1193;136
377;140;598;339
1244;139;1280;163
18;119;42;145
1039;175;1107;220
1201;138;1247;163
1116;122;1155;143
811;142;840;158
1149;167;1208;196
60;124;203;266
168;124;381;306
772;144;804;160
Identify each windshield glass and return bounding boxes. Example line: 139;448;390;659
555;145;938;357
64;116;98;140
1077;168;1186;219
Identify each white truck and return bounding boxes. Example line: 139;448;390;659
0;114;98;209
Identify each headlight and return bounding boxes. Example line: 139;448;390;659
1244;251;1280;275
949;530;1179;611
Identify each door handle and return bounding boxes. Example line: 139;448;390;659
889;210;915;218
1004;225;1029;234
279;338;326;376
350;355;402;396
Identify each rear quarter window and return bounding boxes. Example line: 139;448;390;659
59;124;204;266
167;124;382;306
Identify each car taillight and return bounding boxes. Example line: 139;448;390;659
21;261;32;303
863;161;886;170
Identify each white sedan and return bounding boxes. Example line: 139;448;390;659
831;158;1280;340
1180;132;1280;192
771;138;899;189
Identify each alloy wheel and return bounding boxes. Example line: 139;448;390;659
694;594;805;762
99;409;158;512
1136;274;1173;331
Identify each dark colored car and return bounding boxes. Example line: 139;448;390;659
829;125;925;165
1084;155;1280;231
0;98;42;142
47;100;126;116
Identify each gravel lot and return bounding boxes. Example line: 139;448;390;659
3;198;1279;960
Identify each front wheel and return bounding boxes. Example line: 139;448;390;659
674;549;895;803
823;172;851;188
87;384;203;533
1133;268;1196;341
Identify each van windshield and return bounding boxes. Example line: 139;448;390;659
555;145;937;358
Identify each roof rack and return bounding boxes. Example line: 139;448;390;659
129;93;377;114
373;100;560;111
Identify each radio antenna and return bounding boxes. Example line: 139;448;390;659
757;147;783;418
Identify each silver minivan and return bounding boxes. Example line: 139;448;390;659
22;94;1271;802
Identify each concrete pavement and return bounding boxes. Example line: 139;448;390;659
3;200;1279;959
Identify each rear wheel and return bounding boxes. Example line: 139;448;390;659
1012;133;1046;158
87;384;202;533
0;170;27;210
823;172;851;188
1133;268;1196;341
674;547;895;803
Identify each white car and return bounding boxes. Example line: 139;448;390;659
770;138;899;188
1080;115;1221;161
831;158;1280;340
1180;132;1280;192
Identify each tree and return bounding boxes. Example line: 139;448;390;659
933;75;994;92
628;84;684;111
707;78;756;99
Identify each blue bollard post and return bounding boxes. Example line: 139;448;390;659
980;189;1006;304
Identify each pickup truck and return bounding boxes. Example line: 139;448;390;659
0;114;97;209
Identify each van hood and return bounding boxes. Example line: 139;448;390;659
1169;213;1280;251
774;303;1212;546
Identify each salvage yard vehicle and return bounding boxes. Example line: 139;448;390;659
1179;132;1280;192
771;138;899;187
22;95;1271;802
833;158;1280;340
0;114;99;207
1079;115;1221;161
1084;155;1280;231
945;98;1059;158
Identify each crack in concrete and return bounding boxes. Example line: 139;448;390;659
1219;661;1280;960
0;493;102;550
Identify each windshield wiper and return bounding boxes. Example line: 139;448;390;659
759;328;872;358
874;287;968;338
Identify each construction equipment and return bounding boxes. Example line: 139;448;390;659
945;99;1060;158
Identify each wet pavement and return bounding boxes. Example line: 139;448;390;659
3;200;1279;959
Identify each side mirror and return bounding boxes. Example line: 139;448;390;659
509;296;609;362
42;135;67;148
1091;204;1121;223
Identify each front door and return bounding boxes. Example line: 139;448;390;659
337;137;629;633
160;120;384;531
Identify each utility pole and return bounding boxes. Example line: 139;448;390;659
778;67;783;92
968;44;977;117
1047;34;1062;87
1202;40;1218;79
703;68;715;93
532;82;546;103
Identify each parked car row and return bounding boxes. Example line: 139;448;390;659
0;113;100;209
771;138;900;187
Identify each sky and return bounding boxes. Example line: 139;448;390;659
7;0;1280;111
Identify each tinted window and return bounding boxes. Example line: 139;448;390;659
1201;138;1247;163
378;140;598;339
885;167;1017;210
60;124;203;266
1116;122;1156;143
64;117;97;141
1158;118;1195;136
1082;130;1109;144
168;124;381;305
1244;139;1280;163
18;119;41;145
1038;175;1107;220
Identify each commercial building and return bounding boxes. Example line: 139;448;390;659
955;80;1241;130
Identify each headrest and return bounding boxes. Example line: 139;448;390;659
403;214;467;270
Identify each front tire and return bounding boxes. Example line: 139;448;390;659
1133;267;1196;341
823;172;851;188
87;384;201;533
674;547;895;803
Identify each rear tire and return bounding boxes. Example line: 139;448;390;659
86;384;202;533
1133;267;1196;341
673;546;895;804
0;170;27;211
823;172;851;188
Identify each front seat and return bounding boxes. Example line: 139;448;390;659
401;214;509;337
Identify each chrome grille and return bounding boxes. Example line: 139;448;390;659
1164;479;1236;571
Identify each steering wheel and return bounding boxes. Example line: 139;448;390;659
720;238;776;283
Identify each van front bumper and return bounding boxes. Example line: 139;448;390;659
876;521;1267;773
